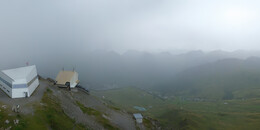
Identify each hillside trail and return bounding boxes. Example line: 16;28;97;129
0;79;139;130
48;82;137;130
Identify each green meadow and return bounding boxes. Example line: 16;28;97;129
0;89;86;130
93;87;260;129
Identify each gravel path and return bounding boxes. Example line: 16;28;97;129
0;79;48;114
72;89;136;130
49;85;137;130
49;87;104;129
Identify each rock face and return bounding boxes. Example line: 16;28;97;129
13;119;19;125
5;120;9;124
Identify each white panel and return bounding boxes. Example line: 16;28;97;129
28;78;39;96
0;71;13;83
12;88;28;98
0;82;12;97
0;72;13;97
26;66;37;82
136;119;143;123
70;72;78;88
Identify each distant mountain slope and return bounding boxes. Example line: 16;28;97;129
20;50;260;90
158;57;260;99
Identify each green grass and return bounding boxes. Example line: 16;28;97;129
92;87;165;112
75;101;119;130
0;89;87;130
93;87;260;129
142;118;153;129
76;101;101;116
107;105;121;111
0;103;18;129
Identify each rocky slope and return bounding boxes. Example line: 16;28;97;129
0;78;151;130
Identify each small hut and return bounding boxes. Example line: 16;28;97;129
133;113;143;123
55;70;79;88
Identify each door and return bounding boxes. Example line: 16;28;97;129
24;92;28;97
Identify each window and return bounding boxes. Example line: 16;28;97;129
13;84;27;88
0;77;12;88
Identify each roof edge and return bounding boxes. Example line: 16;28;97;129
0;71;14;81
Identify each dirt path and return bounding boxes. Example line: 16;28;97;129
73;89;136;130
49;86;104;129
49;85;137;130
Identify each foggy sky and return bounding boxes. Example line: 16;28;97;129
1;0;260;54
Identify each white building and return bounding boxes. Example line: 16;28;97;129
0;65;39;98
55;71;79;88
133;113;143;123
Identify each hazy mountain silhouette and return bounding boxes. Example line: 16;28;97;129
156;57;260;99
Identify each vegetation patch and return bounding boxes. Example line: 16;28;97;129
46;88;53;93
93;87;260;129
1;89;86;130
143;118;153;129
76;101;119;130
0;104;18;129
107;104;121;111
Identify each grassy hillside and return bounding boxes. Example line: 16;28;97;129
156;57;260;100
93;87;164;111
93;87;260;129
75;101;119;130
0;88;86;130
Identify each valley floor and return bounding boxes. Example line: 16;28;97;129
93;87;260;129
